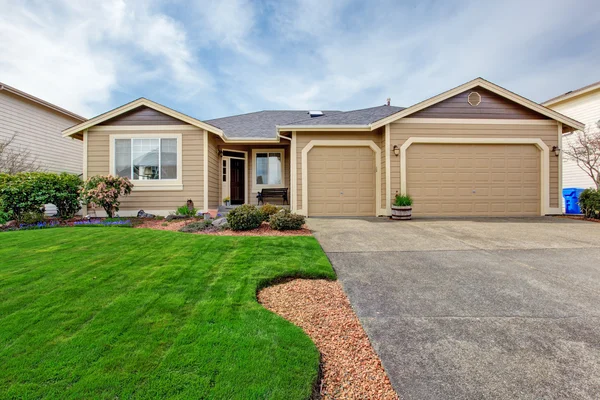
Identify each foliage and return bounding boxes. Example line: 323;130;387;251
226;204;263;231
178;220;213;233
393;194;413;207
80;175;133;218
578;188;600;219
269;210;305;230
175;204;197;217
563;127;600;189
0;133;41;174
223;196;230;203
0;172;82;221
0;200;11;224
0;229;334;399
259;203;281;221
47;173;83;218
19;211;46;225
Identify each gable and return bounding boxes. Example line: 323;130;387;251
407;87;550;120
98;105;188;126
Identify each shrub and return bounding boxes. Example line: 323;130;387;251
20;211;46;225
48;173;83;218
226;204;263;231
80;175;133;218
259;203;281;221
176;204;197;217
0;172;82;221
0;200;10;224
179;220;213;233
393;194;413;207
579;188;600;219
269;210;305;231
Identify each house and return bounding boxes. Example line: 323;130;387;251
62;77;584;218
0;82;86;174
542;81;600;190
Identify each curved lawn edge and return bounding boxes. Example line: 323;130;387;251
0;228;337;399
257;279;399;399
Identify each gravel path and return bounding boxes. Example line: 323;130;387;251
258;279;398;399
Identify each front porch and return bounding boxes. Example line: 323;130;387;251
207;135;292;209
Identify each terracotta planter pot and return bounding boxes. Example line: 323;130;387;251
391;205;412;220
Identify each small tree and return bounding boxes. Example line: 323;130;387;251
81;175;133;218
0;133;41;174
563;126;600;189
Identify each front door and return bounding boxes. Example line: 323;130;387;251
230;158;245;205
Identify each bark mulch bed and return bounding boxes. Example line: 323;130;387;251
134;219;312;236
258;279;398;399
555;215;600;224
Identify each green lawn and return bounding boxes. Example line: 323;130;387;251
0;228;335;399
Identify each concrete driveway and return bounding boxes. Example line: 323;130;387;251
308;217;600;399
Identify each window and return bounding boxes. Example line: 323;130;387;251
114;137;179;181
253;150;284;188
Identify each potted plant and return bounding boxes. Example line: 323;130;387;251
391;194;412;220
223;196;230;207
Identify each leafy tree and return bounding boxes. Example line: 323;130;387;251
80;175;133;218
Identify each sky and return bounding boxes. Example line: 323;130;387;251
0;0;599;120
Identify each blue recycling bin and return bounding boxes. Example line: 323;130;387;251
562;187;585;214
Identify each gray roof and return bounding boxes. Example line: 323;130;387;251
203;105;404;139
205;110;342;139
283;105;405;126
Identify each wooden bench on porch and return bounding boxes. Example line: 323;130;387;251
257;188;289;205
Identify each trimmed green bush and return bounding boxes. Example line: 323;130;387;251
227;204;263;231
0;172;82;221
259;203;281;221
269;210;305;231
393;194;413;207
579;188;600;219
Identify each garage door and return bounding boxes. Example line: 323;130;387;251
406;144;540;216
307;146;376;216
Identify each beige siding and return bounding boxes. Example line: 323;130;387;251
547;89;600;190
295;131;384;211
379;127;386;209
207;133;220;208
389;122;560;209
0;90;83;174
87;127;204;212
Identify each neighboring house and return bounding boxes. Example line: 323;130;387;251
63;77;583;218
542;81;600;190
0;82;86;174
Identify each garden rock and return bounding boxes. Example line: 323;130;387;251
212;217;228;227
137;210;155;218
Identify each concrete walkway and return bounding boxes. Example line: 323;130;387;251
308;217;600;399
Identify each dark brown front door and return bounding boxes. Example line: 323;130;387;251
230;158;245;205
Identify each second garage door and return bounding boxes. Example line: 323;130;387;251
307;146;376;216
406;143;541;216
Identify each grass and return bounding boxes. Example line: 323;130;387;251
0;228;335;399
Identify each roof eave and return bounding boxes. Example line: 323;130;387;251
542;81;600;107
370;77;585;131
0;83;86;121
62;98;224;138
277;124;371;131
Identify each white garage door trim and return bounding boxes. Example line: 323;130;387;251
400;137;550;216
300;140;383;217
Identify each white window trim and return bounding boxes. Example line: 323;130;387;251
109;133;183;191
251;149;285;192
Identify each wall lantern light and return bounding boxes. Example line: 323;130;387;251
393;145;400;157
552;146;560;157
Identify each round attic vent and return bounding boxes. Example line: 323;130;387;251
468;91;481;106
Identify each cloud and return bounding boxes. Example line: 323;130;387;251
0;0;598;119
0;0;211;116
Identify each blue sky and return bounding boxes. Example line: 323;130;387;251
0;0;599;120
